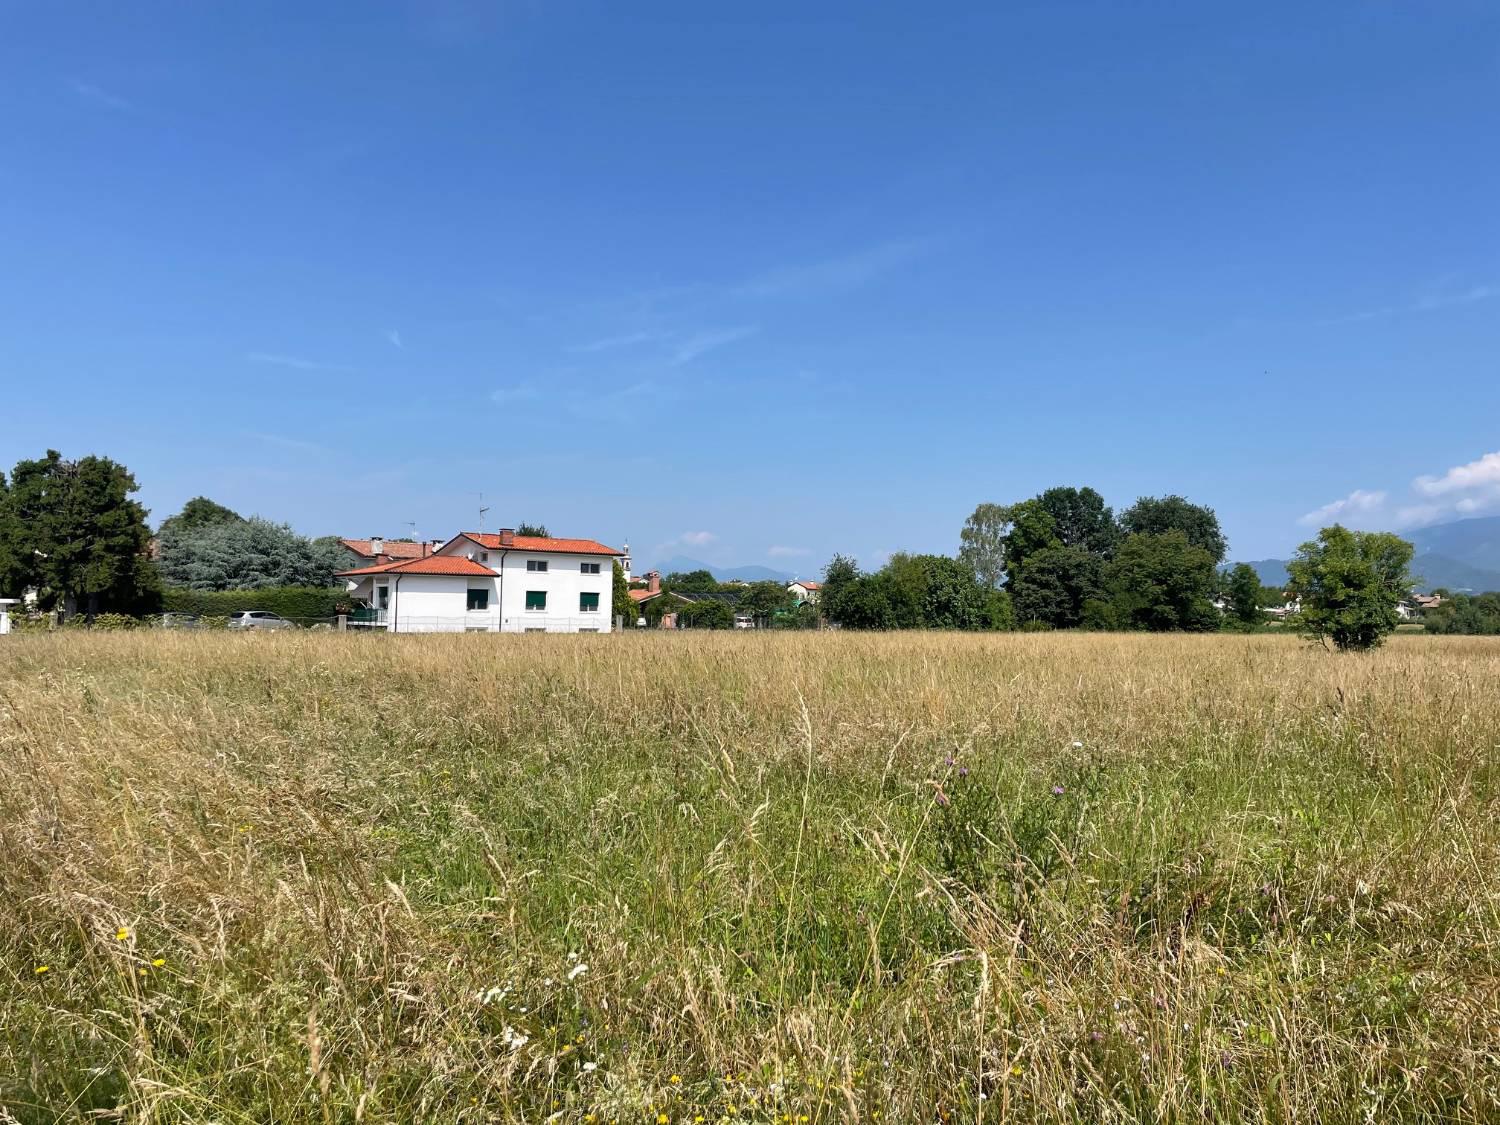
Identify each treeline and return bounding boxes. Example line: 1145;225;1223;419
824;488;1245;632
0;449;352;621
633;570;820;629
1423;592;1500;635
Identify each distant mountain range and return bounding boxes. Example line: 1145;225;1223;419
1239;516;1500;593
643;556;799;584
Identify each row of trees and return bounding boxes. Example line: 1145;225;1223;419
818;487;1414;650
1423;591;1500;635
0;450;359;619
948;488;1230;631
821;553;1012;631
628;569;819;629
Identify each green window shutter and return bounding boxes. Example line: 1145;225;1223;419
526;590;547;610
580;592;600;612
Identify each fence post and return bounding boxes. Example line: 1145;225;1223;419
337;614;347;632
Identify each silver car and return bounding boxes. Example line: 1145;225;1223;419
227;610;297;631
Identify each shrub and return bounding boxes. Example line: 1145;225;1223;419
161;586;346;623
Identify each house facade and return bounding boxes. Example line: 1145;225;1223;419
338;529;623;633
787;580;821;605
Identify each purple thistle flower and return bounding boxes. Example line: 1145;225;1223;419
1052;785;1066;796
958;766;970;778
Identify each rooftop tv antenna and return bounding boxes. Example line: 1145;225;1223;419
478;493;490;533
405;520;418;541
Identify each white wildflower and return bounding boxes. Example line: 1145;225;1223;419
582;1061;598;1073
501;1025;529;1050
567;962;588;981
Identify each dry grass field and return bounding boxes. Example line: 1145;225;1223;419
2;631;1498;1123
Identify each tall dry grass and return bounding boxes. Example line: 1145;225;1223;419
1;631;1497;1123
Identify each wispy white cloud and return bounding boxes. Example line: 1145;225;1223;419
568;331;662;354
385;328;404;349
246;352;352;373
1298;489;1388;527
670;326;757;366
1327;283;1500;324
768;545;811;558
680;531;716;547
491;381;541;405
244;431;329;455
70;80;131;111
737;238;934;299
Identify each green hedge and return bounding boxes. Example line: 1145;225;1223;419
161;586;348;621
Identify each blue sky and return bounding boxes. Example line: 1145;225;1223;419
3;1;1497;572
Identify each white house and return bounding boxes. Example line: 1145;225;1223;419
338;529;623;633
787;580;821;605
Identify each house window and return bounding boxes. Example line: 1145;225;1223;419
527;559;548;572
525;590;547;611
376;584;389;609
580;592;600;613
580;562;601;574
480;552;489;562
467;587;490;611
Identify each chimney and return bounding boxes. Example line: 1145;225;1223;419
499;528;515;547
371;537;384;557
429;538;443;556
647;570;660;594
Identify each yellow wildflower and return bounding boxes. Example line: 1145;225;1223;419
35;965;49;974
137;968;148;976
152;958;165;967
670;1075;682;1085
115;927;129;941
657;1115;669;1125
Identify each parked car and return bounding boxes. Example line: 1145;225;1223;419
158;612;202;630
227;610;297;631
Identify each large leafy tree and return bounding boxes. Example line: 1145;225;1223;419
1037;486;1118;557
1119;495;1227;565
157;517;347;591
662;569;719;593
1001;499;1062;586
1102;531;1219;632
958;502;1011;589
1223;562;1265;629
158;496;242;537
0;449;160;617
821;554;860;610
1287;525;1413;652
1009;546;1104;629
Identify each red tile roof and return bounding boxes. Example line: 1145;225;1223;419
339;538;431;560
456;532;623;556
337;555;496;578
792;580;822;590
628;588;659;602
